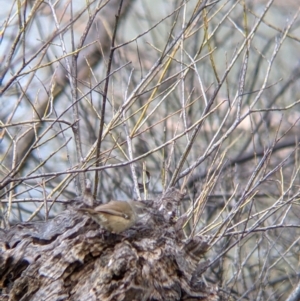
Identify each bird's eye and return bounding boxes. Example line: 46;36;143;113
123;214;129;219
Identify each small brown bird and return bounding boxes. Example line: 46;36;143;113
77;200;145;234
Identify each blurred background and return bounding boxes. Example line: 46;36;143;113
1;0;300;299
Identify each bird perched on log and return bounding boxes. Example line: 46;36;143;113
77;200;145;234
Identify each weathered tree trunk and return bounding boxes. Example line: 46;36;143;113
0;189;221;301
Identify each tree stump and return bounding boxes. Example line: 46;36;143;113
0;189;221;301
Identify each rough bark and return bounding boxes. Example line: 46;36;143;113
0;189;221;301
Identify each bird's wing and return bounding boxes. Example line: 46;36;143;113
96;208;129;219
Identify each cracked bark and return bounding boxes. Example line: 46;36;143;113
0;189;221;301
